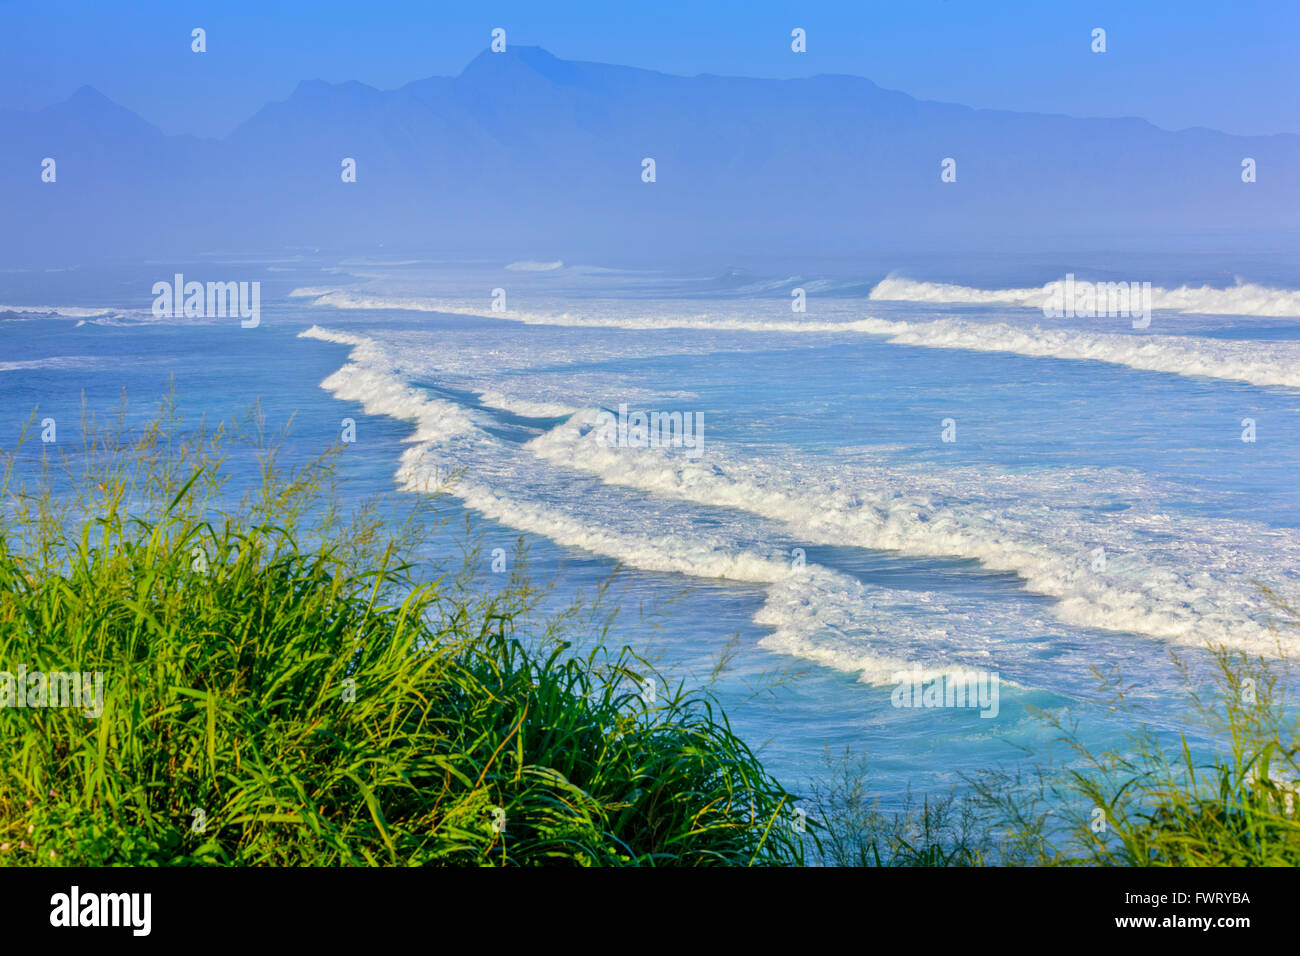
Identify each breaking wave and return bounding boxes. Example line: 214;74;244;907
868;277;1300;317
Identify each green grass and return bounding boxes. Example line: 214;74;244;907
969;628;1300;866
805;638;1300;867
804;747;990;866
0;399;803;866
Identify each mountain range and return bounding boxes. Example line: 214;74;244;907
2;46;1296;264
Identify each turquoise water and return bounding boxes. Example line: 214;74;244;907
4;253;1300;809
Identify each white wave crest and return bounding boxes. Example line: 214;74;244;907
298;326;479;442
0;356;100;373
293;289;887;332
868;277;1300;317
863;316;1300;390
293;290;1300;390
0;304;119;318
302;326;1038;685
527;411;1300;657
474;389;578;419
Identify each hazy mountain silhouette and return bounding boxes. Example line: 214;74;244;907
3;46;1296;264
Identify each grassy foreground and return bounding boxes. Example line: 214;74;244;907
0;402;803;866
807;636;1300;867
3;399;1299;867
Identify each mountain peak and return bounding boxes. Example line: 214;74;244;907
458;45;591;88
66;85;113;106
43;84;162;137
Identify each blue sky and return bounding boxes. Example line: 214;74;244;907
2;0;1296;138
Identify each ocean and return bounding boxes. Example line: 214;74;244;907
4;248;1300;808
